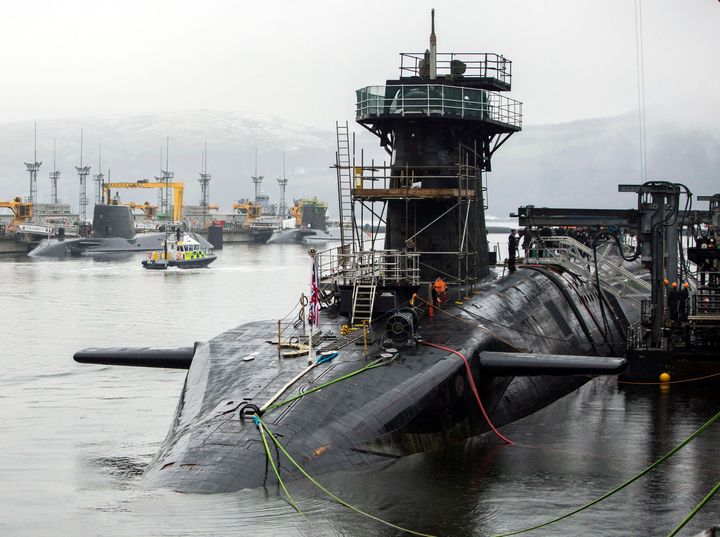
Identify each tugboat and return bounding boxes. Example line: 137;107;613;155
142;228;216;270
75;11;638;495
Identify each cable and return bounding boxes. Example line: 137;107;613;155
421;341;513;445
618;371;720;386
493;406;720;537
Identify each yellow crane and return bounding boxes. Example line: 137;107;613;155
120;201;158;219
103;181;184;222
0;197;33;231
231;201;263;222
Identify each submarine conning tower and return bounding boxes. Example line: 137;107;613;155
352;10;522;284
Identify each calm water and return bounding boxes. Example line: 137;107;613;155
1;241;719;537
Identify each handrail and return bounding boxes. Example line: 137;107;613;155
530;236;650;304
356;85;522;130
315;247;421;288
398;52;512;85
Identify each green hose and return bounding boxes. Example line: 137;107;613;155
262;358;385;413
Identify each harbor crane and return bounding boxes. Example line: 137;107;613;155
102;181;184;222
0;197;33;231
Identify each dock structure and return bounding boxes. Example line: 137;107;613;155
321;15;522;321
515;188;720;379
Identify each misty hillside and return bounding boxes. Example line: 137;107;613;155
0;111;717;220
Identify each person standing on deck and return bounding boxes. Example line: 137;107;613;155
508;229;518;273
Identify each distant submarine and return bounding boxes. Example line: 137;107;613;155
29;204;211;258
75;12;636;493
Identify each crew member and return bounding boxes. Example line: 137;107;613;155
667;281;680;324
508;229;518;273
432;277;447;306
679;282;690;322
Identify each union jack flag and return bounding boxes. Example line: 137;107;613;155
309;257;320;327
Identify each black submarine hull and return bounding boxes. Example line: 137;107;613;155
132;265;635;493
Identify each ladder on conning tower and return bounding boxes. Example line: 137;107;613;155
336;121;356;251
351;277;377;325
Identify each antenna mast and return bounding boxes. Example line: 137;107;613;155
49;137;61;204
277;152;288;219
160;137;174;222
25;122;42;205
93;142;105;205
199;140;211;230
251;147;263;204
75;129;91;221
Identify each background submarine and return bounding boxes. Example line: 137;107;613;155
75;12;637;493
30;203;212;258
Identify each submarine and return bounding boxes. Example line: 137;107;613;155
29;203;212;258
75;12;639;494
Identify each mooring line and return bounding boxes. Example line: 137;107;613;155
254;415;437;537
254;415;303;515
666;480;720;537
493;407;720;536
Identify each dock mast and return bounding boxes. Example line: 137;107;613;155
49;138;61;204
199;141;211;230
349;10;521;283
75;130;91;222
251;148;263;204
93;143;105;206
25;123;42;205
277;153;288;218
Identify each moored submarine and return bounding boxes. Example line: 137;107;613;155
75;12;638;494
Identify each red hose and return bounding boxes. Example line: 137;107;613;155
422;341;513;445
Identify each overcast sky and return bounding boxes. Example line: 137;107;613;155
2;0;719;130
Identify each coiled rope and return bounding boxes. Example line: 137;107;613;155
493;407;720;536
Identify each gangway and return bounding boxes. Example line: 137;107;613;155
530;235;650;305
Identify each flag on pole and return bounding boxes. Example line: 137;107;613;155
309;256;320;327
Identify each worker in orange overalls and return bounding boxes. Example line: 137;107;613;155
432;277;447;308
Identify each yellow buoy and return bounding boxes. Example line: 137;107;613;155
659;372;671;383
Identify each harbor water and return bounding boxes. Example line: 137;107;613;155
1;241;719;536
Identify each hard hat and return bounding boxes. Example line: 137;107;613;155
663;278;669;285
433;278;447;293
683;282;689;289
671;282;677;288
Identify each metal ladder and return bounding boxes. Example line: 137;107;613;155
351;278;377;325
335;121;355;250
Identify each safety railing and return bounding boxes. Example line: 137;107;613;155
529;235;650;304
356;85;522;130
315;247;420;288
399;52;512;86
693;275;720;318
347;163;483;193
